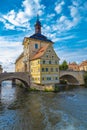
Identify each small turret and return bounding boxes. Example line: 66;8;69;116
35;14;41;34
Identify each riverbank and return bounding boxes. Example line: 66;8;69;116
17;82;85;92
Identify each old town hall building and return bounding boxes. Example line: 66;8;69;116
15;16;60;85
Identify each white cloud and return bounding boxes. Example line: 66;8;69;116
70;6;78;18
55;1;65;14
47;13;55;18
52;0;87;34
0;36;23;72
1;0;45;30
52;16;72;32
70;0;87;21
55;47;87;64
69;5;80;25
52;10;80;33
3;9;30;29
4;23;15;30
72;1;79;6
0;0;87;72
78;39;87;43
0;17;6;23
51;34;75;42
42;22;75;42
59;4;80;30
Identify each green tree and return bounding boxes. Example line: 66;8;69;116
84;72;87;87
59;60;68;70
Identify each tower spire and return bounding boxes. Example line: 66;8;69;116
35;14;41;34
37;14;39;21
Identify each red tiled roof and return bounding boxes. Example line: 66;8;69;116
69;62;77;65
79;60;87;66
31;44;49;60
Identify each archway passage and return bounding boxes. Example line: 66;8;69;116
0;72;30;88
60;74;79;85
0;78;29;88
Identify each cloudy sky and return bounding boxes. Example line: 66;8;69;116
0;0;87;72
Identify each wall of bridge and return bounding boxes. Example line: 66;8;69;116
0;71;85;87
60;71;85;85
0;72;30;87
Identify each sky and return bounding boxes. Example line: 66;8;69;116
0;0;87;72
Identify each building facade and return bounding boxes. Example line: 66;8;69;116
15;53;24;72
0;65;3;73
79;60;87;71
30;44;59;84
68;62;79;71
68;61;87;71
15;16;60;85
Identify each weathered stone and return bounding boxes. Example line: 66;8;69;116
0;72;30;88
60;70;85;85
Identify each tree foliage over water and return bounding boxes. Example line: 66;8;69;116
59;60;68;70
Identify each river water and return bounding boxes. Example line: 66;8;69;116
0;82;87;130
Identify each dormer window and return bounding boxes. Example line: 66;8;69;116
35;44;38;49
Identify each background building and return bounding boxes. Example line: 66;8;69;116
68;60;87;71
15;16;60;85
68;62;79;71
79;60;87;71
15;53;24;72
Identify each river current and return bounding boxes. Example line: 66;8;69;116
0;82;87;130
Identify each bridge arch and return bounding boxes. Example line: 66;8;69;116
0;72;30;88
60;74;79;85
1;78;28;88
59;70;85;85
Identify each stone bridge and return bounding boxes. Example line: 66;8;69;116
60;70;85;85
0;72;30;88
0;71;85;87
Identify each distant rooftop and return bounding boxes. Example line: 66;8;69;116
79;60;87;66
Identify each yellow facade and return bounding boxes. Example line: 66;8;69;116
30;59;41;84
15;53;24;72
30;45;59;84
79;60;87;71
79;65;87;71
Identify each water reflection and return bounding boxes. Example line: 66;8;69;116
0;82;87;130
